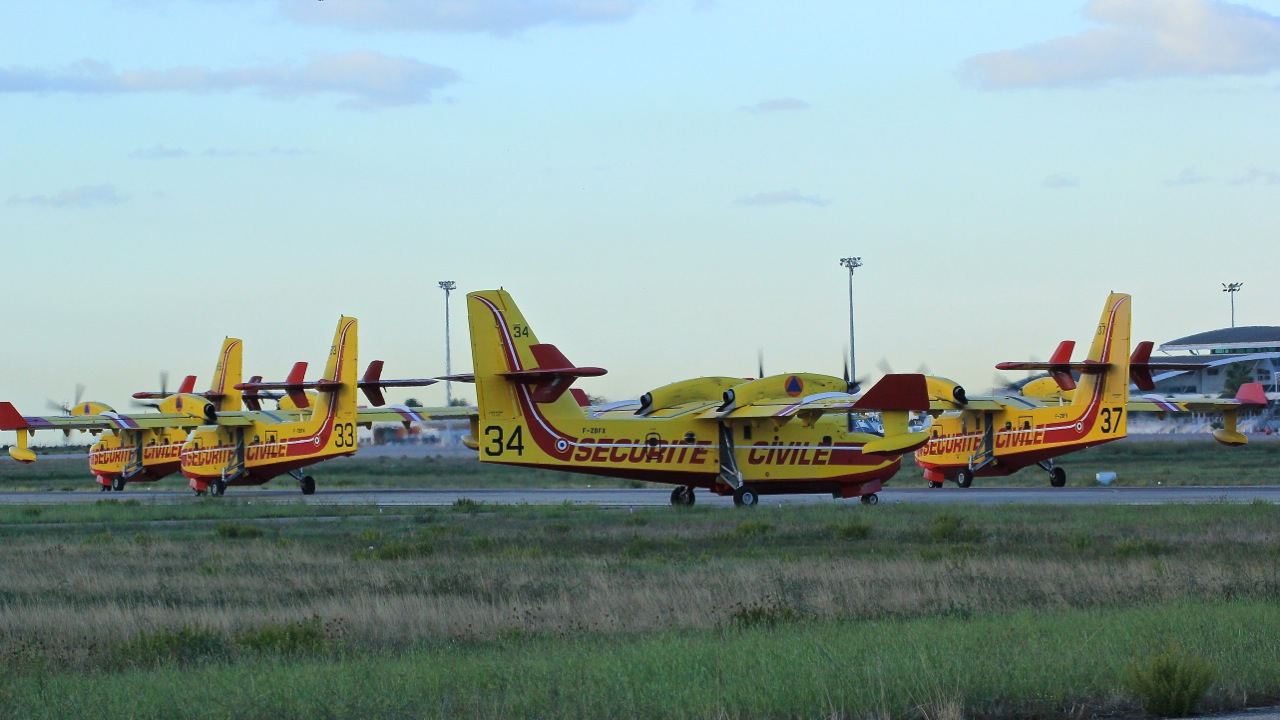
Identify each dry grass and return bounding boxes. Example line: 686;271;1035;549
0;501;1277;673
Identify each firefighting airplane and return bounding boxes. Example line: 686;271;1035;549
461;289;933;507
180;315;469;496
0;338;247;491
1;324;467;495
913;293;1267;488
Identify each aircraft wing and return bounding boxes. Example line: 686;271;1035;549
1130;383;1268;414
0;403;208;432
703;374;931;424
355;405;477;425
927;397;1012;412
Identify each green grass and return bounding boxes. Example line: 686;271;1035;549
0;487;1277;717
3;600;1277;719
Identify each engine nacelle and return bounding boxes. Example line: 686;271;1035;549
924;376;968;406
156;393;218;423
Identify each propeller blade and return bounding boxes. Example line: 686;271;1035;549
159;371;169;398
73;383;85;406
757;349;764;380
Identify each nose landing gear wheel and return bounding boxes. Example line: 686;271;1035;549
860;493;879;506
929;481;943;489
732;485;758;507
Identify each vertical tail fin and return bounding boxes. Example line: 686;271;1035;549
317;317;359;427
1072;293;1131;411
210;338;244;412
466;290;596;421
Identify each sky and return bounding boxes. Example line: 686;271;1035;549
3;0;1279;414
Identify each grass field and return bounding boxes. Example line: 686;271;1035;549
1;499;1277;718
3;437;1279;493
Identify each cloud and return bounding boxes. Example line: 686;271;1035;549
1042;173;1081;188
1165;167;1213;185
8;185;126;208
962;0;1280;88
131;145;189;159
735;190;830;207
1228;166;1280;184
741;97;811;113
281;0;640;35
0;51;459;109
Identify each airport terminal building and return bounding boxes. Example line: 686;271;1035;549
1136;325;1280;435
1151;326;1280;396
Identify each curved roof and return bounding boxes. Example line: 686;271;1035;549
1160;326;1280;351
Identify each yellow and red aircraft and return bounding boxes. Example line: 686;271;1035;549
913;293;1267;488
462;289;932;506
2;328;465;495
180;316;462;496
0;338;246;491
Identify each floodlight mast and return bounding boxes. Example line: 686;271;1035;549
840;257;863;387
439;281;457;405
1222;282;1243;328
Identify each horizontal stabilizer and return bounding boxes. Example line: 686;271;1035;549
234;362;340;410
851;374;930;412
1128;341;1202;391
357;361;438;407
437;373;476;383
131;374;199;400
501;344;606;403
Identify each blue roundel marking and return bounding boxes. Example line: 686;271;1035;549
785;375;804;397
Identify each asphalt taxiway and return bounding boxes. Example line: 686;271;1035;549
1;485;1277;507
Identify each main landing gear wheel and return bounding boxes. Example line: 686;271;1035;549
860;493;879;506
669;486;695;507
211;479;227;497
1049;467;1067;488
732;485;759;507
955;468;974;489
111;476;125;492
300;475;316;495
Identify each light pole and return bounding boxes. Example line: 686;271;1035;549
1222;282;1243;328
439;281;456;405
840;257;863;389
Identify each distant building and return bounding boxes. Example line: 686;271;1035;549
1151;326;1280;396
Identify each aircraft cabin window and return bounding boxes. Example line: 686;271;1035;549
742;426;752;440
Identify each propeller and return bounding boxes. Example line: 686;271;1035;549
988;355;1044;395
131;371;172;410
877;358;932;376
47;383;86;415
